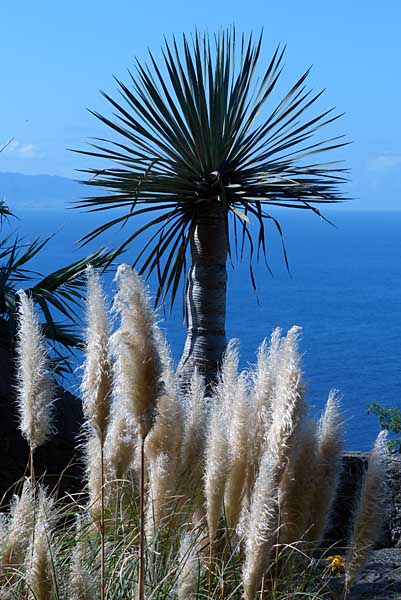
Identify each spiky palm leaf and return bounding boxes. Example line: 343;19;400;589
76;30;347;308
0;232;114;372
0;199;13;222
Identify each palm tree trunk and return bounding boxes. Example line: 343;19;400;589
177;202;228;393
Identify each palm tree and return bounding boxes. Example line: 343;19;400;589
75;30;348;389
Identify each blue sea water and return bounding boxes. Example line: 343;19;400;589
6;207;401;451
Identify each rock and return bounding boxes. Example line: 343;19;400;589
386;455;401;548
329;549;401;599
326;453;369;548
326;452;400;550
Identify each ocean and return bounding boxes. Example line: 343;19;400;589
5;206;401;451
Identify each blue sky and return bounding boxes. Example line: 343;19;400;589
1;0;401;209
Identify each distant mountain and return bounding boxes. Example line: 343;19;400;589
0;172;85;212
1;170;398;214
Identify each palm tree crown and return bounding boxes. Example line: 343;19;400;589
76;30;348;308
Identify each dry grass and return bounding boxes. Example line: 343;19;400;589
0;266;387;600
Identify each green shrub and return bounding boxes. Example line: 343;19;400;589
368;402;401;452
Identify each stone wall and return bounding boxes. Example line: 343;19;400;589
384;454;401;547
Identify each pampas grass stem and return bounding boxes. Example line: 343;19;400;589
29;449;35;490
100;443;105;600
138;436;146;600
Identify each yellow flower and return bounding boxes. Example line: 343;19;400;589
326;554;345;574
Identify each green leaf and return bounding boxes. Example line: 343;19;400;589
230;206;250;222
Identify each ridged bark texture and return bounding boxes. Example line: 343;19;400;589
178;203;227;392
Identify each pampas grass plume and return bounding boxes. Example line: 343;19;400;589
204;342;241;545
308;389;344;544
177;532;200;600
204;401;229;546
69;517;96;600
224;372;249;529
242;326;304;599
104;408;137;482
268;326;304;462
279;419;318;545
69;550;96;600
145;377;182;468
180;368;207;488
0;481;35;571
145;333;182;530
145;387;183;530
85;435;103;523
345;430;388;589
26;487;56;600
249;328;282;476
113;265;162;440
81;267;112;443
242;451;280;600
15;291;55;450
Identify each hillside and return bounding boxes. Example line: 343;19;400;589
0;171;84;211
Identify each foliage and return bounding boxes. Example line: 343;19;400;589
0;217;114;375
0;139;15;222
368;402;401;452
0;267;388;599
0;199;13;221
0;481;338;600
75;29;348;308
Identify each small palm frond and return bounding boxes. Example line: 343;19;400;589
0;199;14;222
0;231;115;363
76;29;348;308
1;139;16;221
29;249;116;320
0;235;52;284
